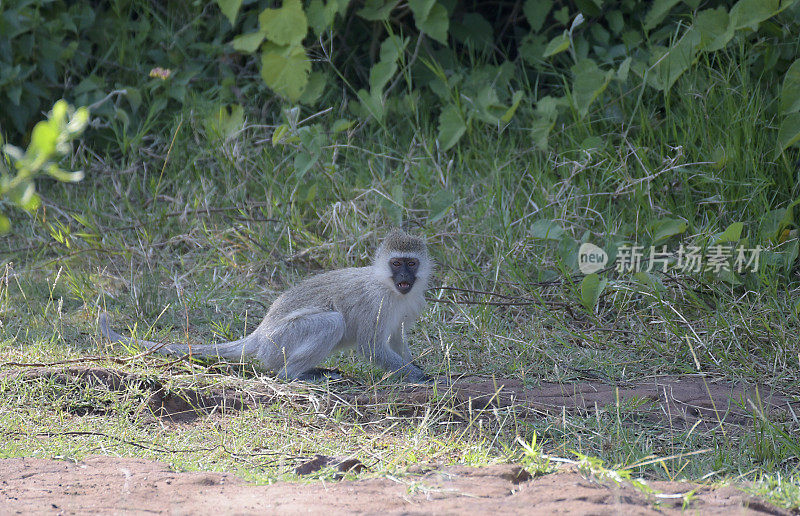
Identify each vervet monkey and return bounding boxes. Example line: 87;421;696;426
99;228;433;382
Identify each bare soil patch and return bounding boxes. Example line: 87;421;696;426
0;455;790;515
381;375;800;430
3;367;797;514
4;366;796;429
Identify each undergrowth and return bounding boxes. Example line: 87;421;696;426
1;47;799;510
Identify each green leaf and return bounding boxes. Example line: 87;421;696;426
437;104;465;151
204;104;244;141
558;236;579;271
574;0;601;18
553;6;570;25
651;218;687;243
535;95;563;119
694;7;733;52
258;0;308;47
760;208;787;241
272;124;289;146
380;35;408;63
519;33;546;65
66;107;90;135
776;112;800;157
369;61;397;93
307;0;341;34
17;182;40;211
501;91;524;124
46;163;84;183
784;238;800;273
780;59;800;115
29;120;58;159
306;0;327;34
616;57;632;82
298;72;326;105
232;32;265;53
607;10;624;34
529;219;564;240
357;0;400;21
452;13;493;49
428;189;455;223
331;119;354;133
216;0;243;25
530;115;554;150
51;100;68;124
543;31;570;58
416;3;449;44
645;27;700;91
472;85;504;124
297;125;324;155
7;85;21;105
767;198;800;242
643;0;681;32
580;273;607;311
409;0;436;21
523;0;553;32
632;272;666;293
712;222;744;244
571;59;612;119
729;0;781;31
293;151;319;178
0;214;9;234
356;89;385;121
304;182;318;203
125;87;142;112
529;96;563;150
717;268;743;285
112;107;129;130
260;43;311;101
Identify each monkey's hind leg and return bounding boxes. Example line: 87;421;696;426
263;311;345;380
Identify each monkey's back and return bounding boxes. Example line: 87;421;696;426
264;266;425;345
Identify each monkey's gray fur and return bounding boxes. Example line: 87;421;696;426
99;228;432;382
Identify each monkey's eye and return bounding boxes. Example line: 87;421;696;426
407;260;416;268
392;260;402;268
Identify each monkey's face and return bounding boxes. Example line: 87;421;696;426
388;257;418;294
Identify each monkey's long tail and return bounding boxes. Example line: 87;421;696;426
98;312;256;362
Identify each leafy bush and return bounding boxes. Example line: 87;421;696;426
0;0;234;148
0;100;88;232
221;0;800;153
3;0;800;156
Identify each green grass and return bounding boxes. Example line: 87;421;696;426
1;48;799;509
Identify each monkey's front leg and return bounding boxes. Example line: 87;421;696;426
389;330;412;362
360;336;431;383
389;331;450;386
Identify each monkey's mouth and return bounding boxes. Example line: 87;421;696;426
396;281;412;294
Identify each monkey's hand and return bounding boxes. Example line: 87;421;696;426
403;364;448;386
420;373;451;387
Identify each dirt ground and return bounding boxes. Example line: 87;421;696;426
2;367;798;514
0;456;791;515
4;367;797;429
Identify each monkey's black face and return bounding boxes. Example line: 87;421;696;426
389;257;418;294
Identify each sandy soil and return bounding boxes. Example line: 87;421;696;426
1;456;791;515
3;367;797;514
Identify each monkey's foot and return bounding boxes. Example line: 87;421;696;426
296;367;345;383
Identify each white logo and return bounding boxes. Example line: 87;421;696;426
578;243;608;274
